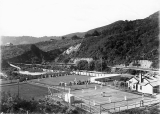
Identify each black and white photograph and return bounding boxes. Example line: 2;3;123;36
0;0;160;113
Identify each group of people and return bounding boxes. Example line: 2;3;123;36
59;80;91;87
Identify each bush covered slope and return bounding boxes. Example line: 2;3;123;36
1;39;81;60
74;11;159;67
1;11;159;68
6;44;51;64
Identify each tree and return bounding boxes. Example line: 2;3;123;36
94;60;107;71
61;36;66;40
94;61;101;71
92;30;100;36
84;33;92;38
70;65;77;70
77;60;88;70
64;57;70;64
71;35;81;40
88;61;95;71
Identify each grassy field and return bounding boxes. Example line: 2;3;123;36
0;75;96;101
32;75;91;85
1;74;156;111
31;75;97;90
0;83;48;100
0;75;94;101
30;74;155;110
0;79;18;84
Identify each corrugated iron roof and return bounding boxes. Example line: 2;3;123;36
150;81;160;86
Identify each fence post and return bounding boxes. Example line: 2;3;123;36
140;101;141;107
89;101;91;113
81;99;82;108
99;104;101;114
127;100;128;109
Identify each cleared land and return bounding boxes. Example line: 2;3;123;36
0;75;94;101
32;75;97;90
32;75;91;85
1;74;157;112
30;74;156;110
29;75;155;108
0;83;48;100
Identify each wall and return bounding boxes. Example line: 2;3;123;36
127;78;138;90
129;60;153;68
72;58;93;64
138;84;153;94
139;60;153;68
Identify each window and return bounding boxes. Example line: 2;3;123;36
140;86;142;90
133;85;135;89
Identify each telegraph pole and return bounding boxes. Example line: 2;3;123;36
18;78;20;99
101;57;102;72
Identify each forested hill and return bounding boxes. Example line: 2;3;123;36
6;44;51;64
1;39;81;60
1;11;159;68
73;11;159;67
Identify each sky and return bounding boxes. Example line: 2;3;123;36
0;0;160;37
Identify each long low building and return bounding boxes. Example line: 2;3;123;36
72;70;121;83
90;74;121;83
72;70;111;77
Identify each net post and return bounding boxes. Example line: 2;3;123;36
99;104;101;114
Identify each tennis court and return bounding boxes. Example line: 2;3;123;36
71;85;155;110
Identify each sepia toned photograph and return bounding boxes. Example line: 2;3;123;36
0;0;160;113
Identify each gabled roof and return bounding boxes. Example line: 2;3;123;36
144;76;159;83
149;81;160;87
139;82;148;86
139;78;160;87
128;74;160;87
127;76;139;82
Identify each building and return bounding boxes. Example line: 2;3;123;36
6;42;13;46
71;58;93;65
127;73;160;95
129;60;153;68
72;70;121;83
55;63;76;68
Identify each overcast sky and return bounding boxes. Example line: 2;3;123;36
0;0;159;37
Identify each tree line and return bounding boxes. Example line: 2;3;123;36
71;60;111;72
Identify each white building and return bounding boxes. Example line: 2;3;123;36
73;70;121;84
6;42;13;46
72;58;93;65
127;73;160;95
129;60;153;68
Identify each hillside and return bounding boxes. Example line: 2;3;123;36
6;44;51;64
1;32;85;46
1;11;159;68
1;39;82;60
35;39;82;51
0;36;61;45
69;11;159;68
63;32;85;39
4;44;67;64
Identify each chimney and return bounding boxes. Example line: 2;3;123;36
139;73;142;83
